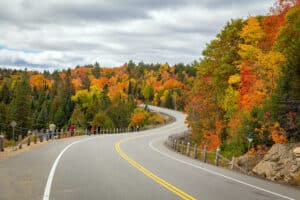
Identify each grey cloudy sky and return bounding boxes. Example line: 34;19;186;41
0;0;274;70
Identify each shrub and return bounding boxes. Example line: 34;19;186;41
221;142;246;159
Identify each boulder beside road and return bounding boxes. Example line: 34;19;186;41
294;146;300;161
252;143;300;185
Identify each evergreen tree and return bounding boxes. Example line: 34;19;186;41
81;74;91;90
36;100;50;129
8;72;32;138
92;62;101;78
0;102;7;134
0;83;11;104
164;91;174;109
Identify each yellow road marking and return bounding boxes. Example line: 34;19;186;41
115;135;197;200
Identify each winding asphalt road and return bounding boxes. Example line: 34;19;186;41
0;106;299;200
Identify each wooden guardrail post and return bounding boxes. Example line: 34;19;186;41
231;156;235;170
173;139;175;150
46;131;49;141
193;143;198;159
180;141;182;152
0;134;4;152
34;133;37;144
18;135;22;149
187;142;190;157
172;139;176;149
215;147;220;166
181;141;185;154
175;139;179;151
168;137;172;147
27;135;31;146
203;146;207;163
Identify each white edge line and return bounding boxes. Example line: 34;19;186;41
43;138;93;200
149;139;295;200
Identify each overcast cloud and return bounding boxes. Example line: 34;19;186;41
0;0;274;70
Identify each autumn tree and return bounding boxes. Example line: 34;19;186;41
187;19;244;148
130;108;149;127
142;85;154;104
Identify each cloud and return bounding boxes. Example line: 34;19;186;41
0;0;274;70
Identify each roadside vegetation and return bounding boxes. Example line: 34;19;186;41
186;0;300;159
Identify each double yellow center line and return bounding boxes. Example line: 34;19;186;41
115;135;196;200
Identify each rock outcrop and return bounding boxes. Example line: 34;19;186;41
252;143;300;184
294;147;300;161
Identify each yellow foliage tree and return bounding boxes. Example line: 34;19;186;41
240;17;266;45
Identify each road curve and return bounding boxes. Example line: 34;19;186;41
0;105;299;200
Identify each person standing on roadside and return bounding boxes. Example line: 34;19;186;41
49;123;56;139
93;125;97;135
87;124;92;136
70;124;75;137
